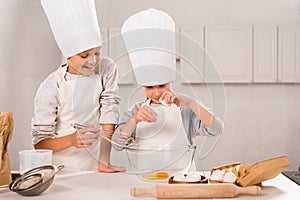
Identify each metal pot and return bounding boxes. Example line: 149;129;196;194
9;165;63;196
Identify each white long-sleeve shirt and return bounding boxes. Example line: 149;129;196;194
31;57;121;145
112;101;224;151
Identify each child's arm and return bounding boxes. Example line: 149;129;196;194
98;58;122;125
111;102;157;151
160;91;214;126
98;124;126;172
120;104;157;138
32;71;96;151
181;97;214;127
34;126;98;151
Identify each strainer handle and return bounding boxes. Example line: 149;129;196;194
55;165;64;173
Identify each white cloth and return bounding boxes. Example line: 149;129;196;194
121;8;176;86
41;0;102;58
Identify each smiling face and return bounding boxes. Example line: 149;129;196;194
143;83;171;104
67;47;101;76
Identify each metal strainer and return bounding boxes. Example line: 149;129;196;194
9;165;63;196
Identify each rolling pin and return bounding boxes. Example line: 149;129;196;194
130;183;261;199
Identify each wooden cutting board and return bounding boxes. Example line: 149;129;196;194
130;183;261;199
236;155;289;186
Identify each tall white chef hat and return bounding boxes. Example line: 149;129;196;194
121;8;176;86
41;0;102;58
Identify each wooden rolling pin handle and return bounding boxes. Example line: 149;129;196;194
237;185;261;196
130;187;156;197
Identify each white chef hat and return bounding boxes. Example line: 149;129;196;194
41;0;102;58
121;8;176;86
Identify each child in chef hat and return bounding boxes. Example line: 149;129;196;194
31;0;125;173
112;9;223;170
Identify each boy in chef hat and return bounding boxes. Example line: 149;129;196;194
112;8;223;171
31;0;125;173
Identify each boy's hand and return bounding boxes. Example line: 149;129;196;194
72;125;98;148
132;104;157;124
160;91;181;106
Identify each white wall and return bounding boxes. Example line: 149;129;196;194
1;0;299;171
0;0;61;170
96;0;300;26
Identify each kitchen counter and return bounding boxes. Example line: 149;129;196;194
0;171;299;199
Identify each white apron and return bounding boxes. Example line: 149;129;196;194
127;102;196;173
53;66;102;172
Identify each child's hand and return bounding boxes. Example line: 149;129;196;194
160;91;181;106
72;125;98;148
132;104;157;123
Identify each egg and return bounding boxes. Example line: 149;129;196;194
143;171;169;180
232;166;239;177
210;169;224;181
159;99;169;106
223;171;237;183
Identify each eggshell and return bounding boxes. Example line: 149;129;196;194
223;171;237;183
232;166;239;177
210;169;224;181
